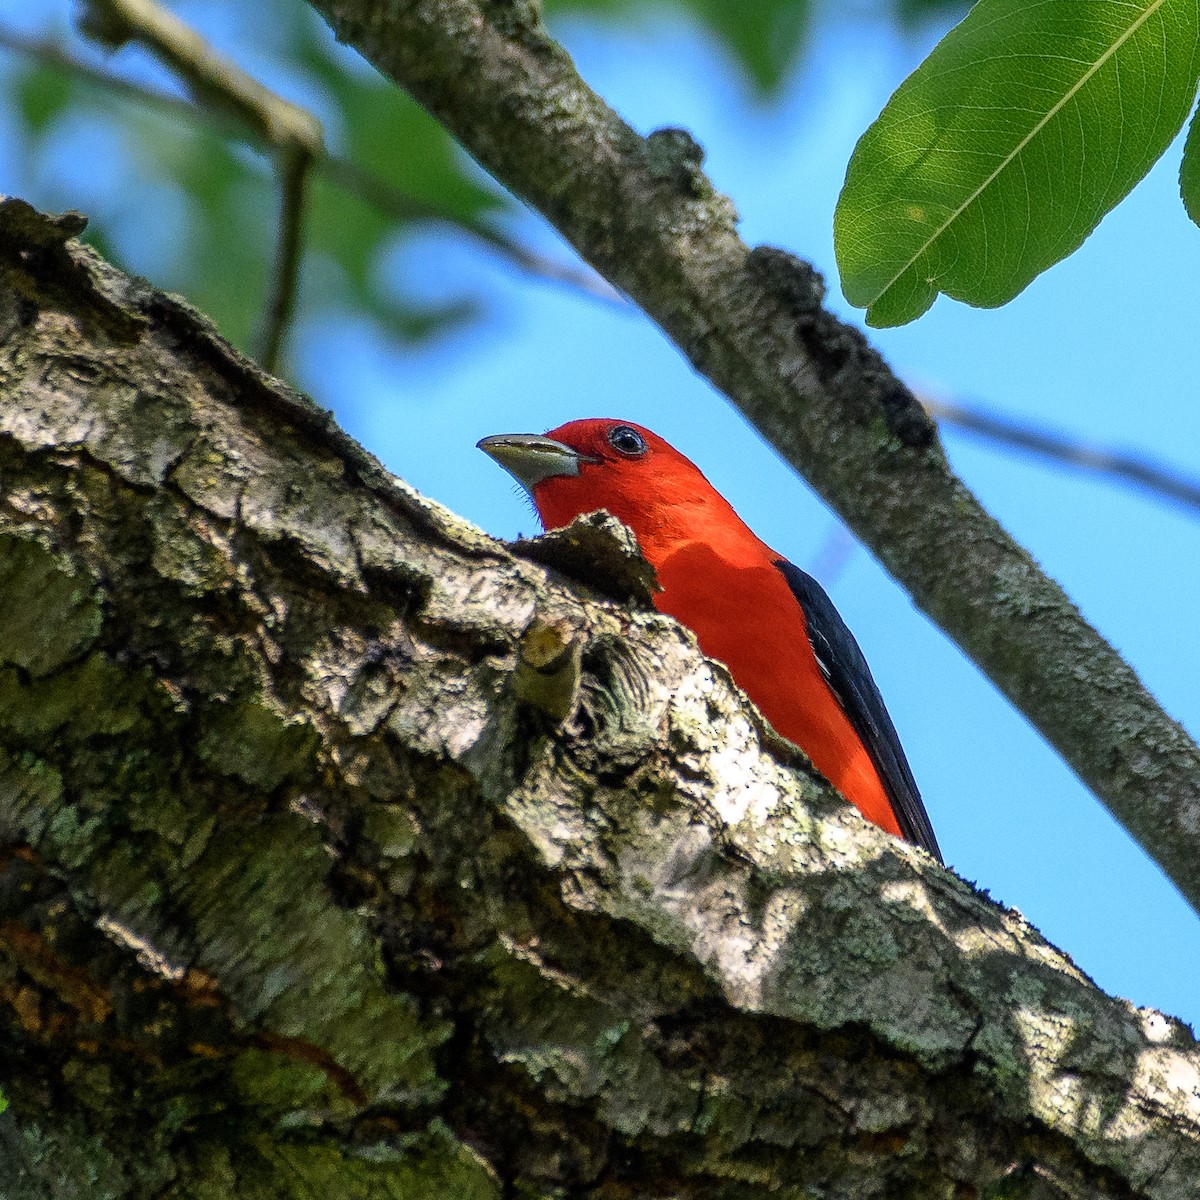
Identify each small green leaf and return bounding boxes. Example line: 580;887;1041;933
835;0;1200;327
1182;102;1200;227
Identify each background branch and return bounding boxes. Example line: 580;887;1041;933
81;0;324;153
924;393;1200;516
303;0;1200;916
260;145;312;371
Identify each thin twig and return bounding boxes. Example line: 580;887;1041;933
922;394;1200;516
322;155;623;299
260;147;312;373
0;26;621;315
79;0;323;154
80;0;320;371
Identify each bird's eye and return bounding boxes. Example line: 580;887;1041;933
607;425;647;457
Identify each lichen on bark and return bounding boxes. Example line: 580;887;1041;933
0;199;1198;1198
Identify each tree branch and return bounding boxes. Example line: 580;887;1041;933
0;195;1198;1198
260;145;312;372
303;0;1200;915
923;392;1200;515
81;0;324;153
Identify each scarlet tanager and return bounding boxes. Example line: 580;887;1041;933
478;419;941;861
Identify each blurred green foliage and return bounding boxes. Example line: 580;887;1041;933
0;0;965;369
543;0;962;93
542;0;815;93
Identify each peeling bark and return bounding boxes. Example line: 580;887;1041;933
300;0;1200;919
0;200;1199;1198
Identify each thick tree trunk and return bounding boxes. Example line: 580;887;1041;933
0;199;1198;1199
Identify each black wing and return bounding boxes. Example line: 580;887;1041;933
775;559;942;863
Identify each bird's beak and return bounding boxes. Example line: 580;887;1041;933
477;433;593;493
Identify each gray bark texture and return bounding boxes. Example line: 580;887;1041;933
1;199;1199;1198
301;0;1200;917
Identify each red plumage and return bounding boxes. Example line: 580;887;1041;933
480;418;940;859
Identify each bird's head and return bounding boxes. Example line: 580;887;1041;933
478;418;709;537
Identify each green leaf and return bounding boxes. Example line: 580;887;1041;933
835;0;1200;327
1182;101;1200;227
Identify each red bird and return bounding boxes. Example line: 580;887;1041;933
478;419;941;861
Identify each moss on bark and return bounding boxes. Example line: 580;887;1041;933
0;199;1196;1198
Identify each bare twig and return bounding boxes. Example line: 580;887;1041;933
79;0;320;371
260;148;312;372
922;394;1200;515
80;0;324;154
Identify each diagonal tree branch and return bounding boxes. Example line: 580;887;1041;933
0;194;1199;1199
303;0;1200;916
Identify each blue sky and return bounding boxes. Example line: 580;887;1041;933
5;0;1200;1029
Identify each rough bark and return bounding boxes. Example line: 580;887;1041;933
299;0;1200;918
0;200;1199;1197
